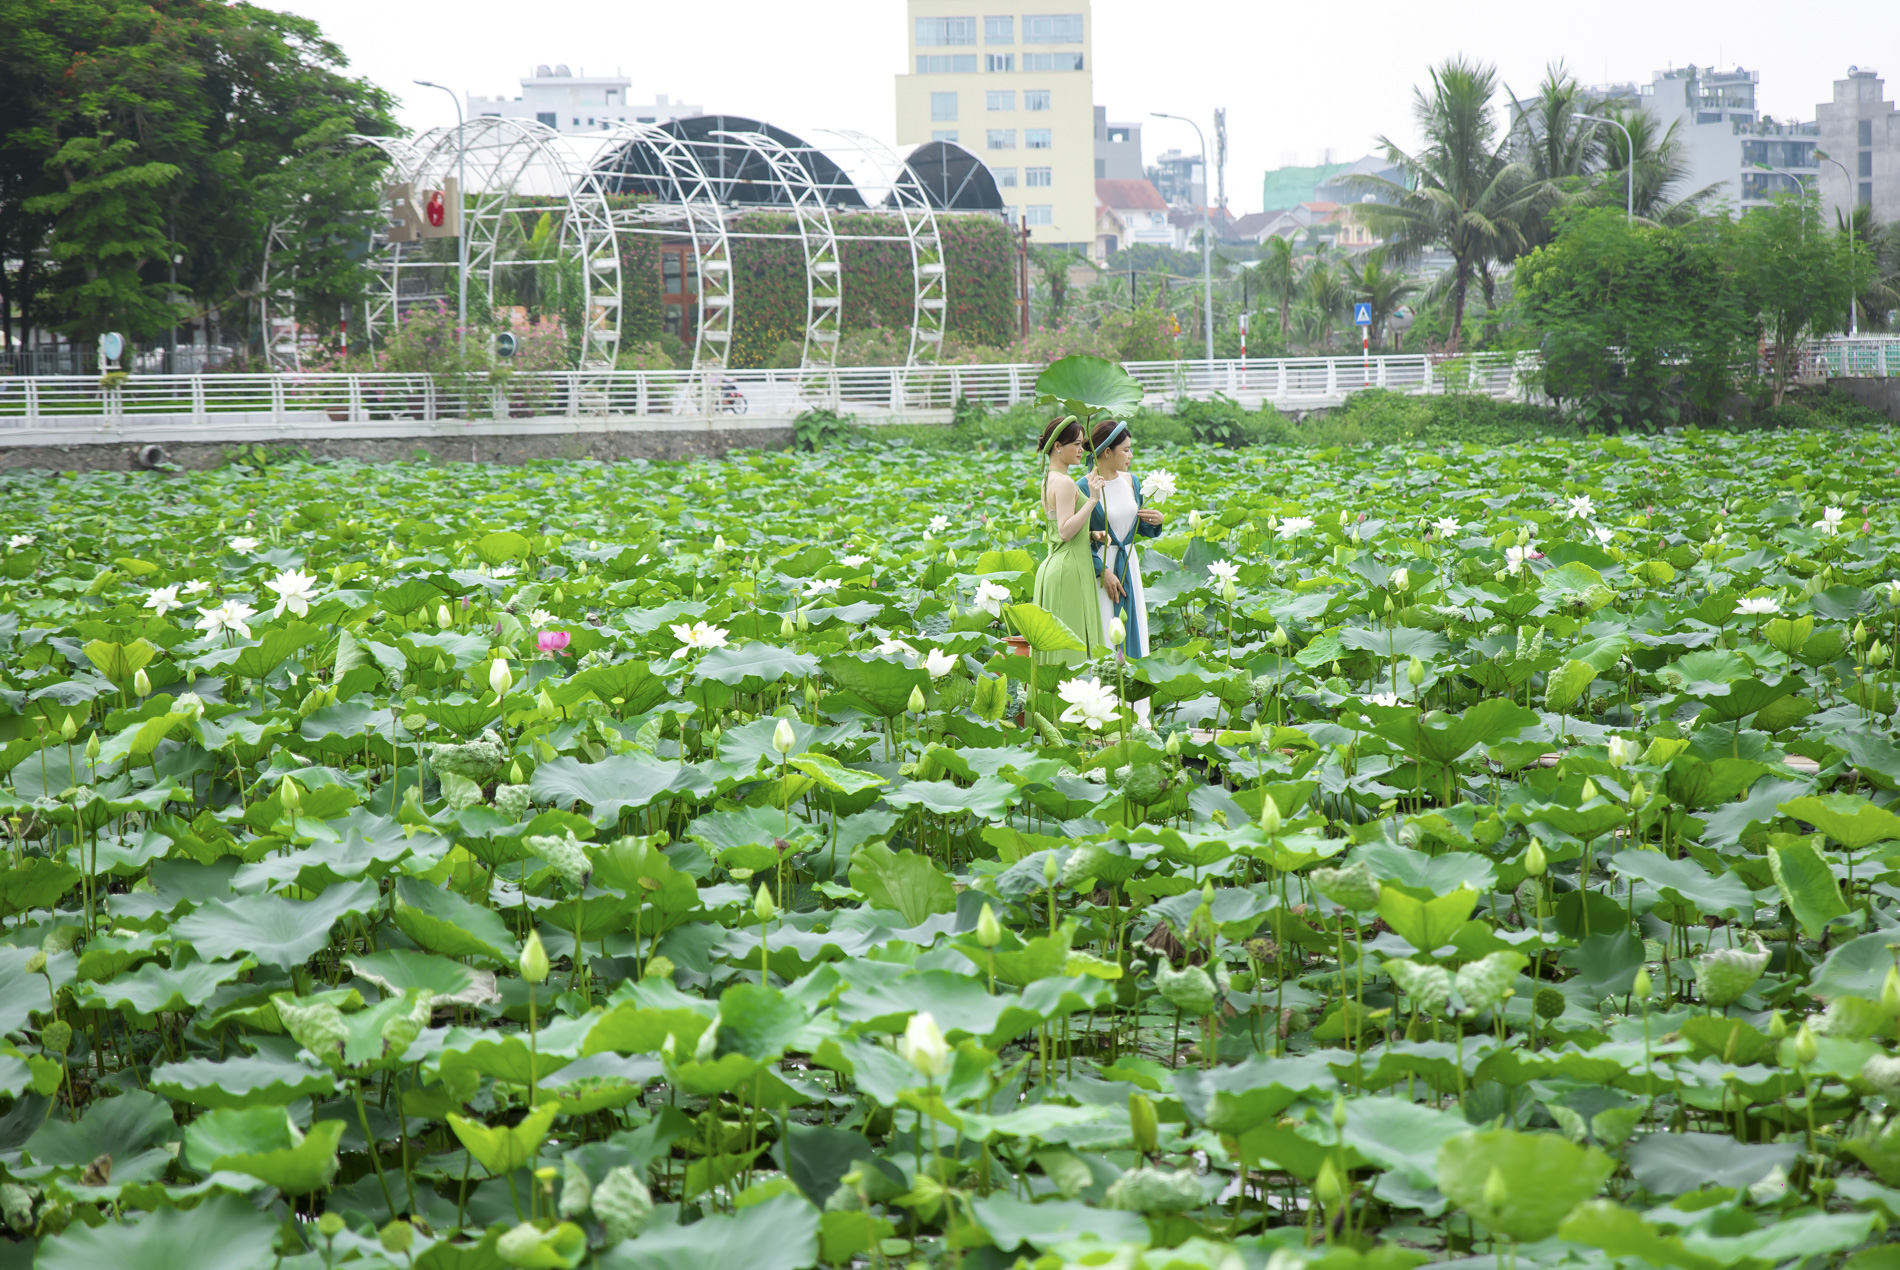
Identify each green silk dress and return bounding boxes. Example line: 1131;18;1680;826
1031;474;1105;668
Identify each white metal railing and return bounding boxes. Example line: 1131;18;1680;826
1812;337;1900;380
0;352;1541;433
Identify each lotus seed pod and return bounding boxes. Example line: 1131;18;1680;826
520;929;550;984
41;1020;71;1055
317;1213;345;1239
1524;839;1547;877
1533;987;1566;1021
753;883;778;924
976;904;1003;948
1129;1092;1158;1155
379;1220;414;1255
592;1165;654;1243
1310;861;1380;911
1696;942;1768;1008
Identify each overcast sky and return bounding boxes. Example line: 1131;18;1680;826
273;0;1895;215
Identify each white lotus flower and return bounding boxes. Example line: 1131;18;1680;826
928;515;950;534
1592;526;1615;545
489;658;514;697
8;534;36;550
924;648;957;680
1140;469;1178;505
183;579;212;595
1504;544;1535;574
899;1011;950;1080
839;554;870;569
669;621;730;658
486;564;518;579
873;637;919;657
1366;691;1400;708
1206;560;1240;585
173;692;206;720
1057;676;1118;731
804;577;843;598
1432;516;1460;538
772;717;797;756
1606;736;1640;769
1734;596;1781;617
144;585;183;616
228;536;259;553
194;600;256;640
1815;506;1846;536
974;580;1012;618
1565;495;1595;520
528;608;556;628
264;568;320;618
1277;516;1315;538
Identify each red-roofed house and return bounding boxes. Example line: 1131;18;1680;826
1093;178;1173;260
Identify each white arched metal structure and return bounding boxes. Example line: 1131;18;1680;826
360;118;620;366
593;122;736;370
820;131;947;367
714;130;842;368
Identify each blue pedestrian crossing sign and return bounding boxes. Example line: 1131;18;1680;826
1353;302;1373;326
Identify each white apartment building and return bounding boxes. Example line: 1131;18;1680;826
895;3;1094;246
468;67;703;137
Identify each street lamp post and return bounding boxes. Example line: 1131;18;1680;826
414;80;468;353
1150;112;1215;364
1752;163;1810;241
1815;149;1859;336
1576;113;1635;221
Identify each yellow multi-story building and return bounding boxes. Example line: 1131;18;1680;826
894;2;1095;247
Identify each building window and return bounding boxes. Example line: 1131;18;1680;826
1003;206;1019;224
986;91;1015;111
1026;166;1052;187
995;167;1018;187
917;54;978;73
1095;158;1104;178
1025;89;1051;111
1021;52;1083;72
536;112;556;127
985;53;1014;72
932;130;960;143
1026;204;1054;225
637;116;655;123
916;16;976;45
1862;182;1875;206
931;92;959;121
1860;150;1875;178
987;129;1016;149
1026;128;1052;149
984;15;1013;43
1024;14;1083;42
1150;212;1164;226
1860;119;1875;146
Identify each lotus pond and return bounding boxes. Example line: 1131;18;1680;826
3;427;1900;1270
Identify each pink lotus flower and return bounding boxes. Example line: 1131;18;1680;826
537;630;571;656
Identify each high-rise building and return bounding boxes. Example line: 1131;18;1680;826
1815;67;1899;224
1094;107;1143;182
895;2;1094;246
468;68;703;137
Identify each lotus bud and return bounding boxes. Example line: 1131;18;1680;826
797;607;811;632
1632;967;1652;1000
133;667;151;696
1258;795;1283;838
899;1011;950;1080
24;951;45;976
1882;965;1900;1016
945;549;958;567
1220;578;1238;604
1108;615;1126;646
1271;624;1290;649
1383;596;1394;616
1606;736;1636;769
1516;526;1530;546
713;534;726;553
1524;839;1547;877
536;687;556;718
1043;852;1059;886
489;658;513;697
1313;1160;1343;1206
318;1213;345;1239
1483;1166;1508;1210
1581;778;1600;801
436;603;452;629
977;904;1002;948
279;777;301;815
1767;1010;1788;1039
772;717;797;756
1392;567;1410;593
753;882;778;924
1129;1092;1158;1155
780;614;795;637
907;685;926;714
1794;1021;1820;1065
1188;510;1202;533
1165;731;1182;757
60;715;77;741
520;928;550;984
1407;656;1426;688
1627;780;1647;807
84;732;100;761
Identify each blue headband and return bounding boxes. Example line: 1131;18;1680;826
1092;420;1128;455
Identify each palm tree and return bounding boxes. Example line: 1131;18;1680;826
1346;57;1541;351
1839;205;1899;332
1342;248;1422;348
1509;62;1600;184
1303;258;1348;349
1253;235;1299;340
1587;108;1720;224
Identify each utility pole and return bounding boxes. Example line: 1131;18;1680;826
414;80;468;353
1214;108;1228;220
1151;112;1215;364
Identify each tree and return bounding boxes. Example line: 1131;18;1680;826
1342;248;1421;348
1508;62;1599;185
1585;107;1721;225
1515;208;1753;431
1838;205;1897;333
1348;58;1541;351
1732;192;1855;405
1253;235;1299;341
1302;257;1348;349
1030;245;1086;327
